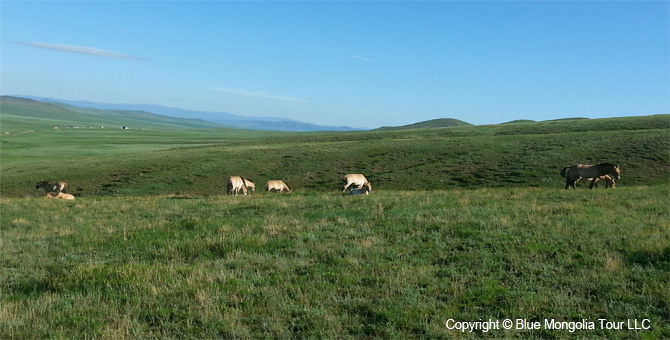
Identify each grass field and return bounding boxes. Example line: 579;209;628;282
1;100;669;338
1;186;668;339
2;111;668;196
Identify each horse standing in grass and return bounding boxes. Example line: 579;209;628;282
342;174;370;192
580;175;616;189
227;176;255;195
35;181;67;195
265;180;291;193
560;163;620;190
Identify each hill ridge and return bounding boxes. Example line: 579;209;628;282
16;95;365;132
376;118;472;131
1;96;225;129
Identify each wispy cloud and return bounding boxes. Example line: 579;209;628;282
18;41;151;61
210;87;306;103
353;55;374;62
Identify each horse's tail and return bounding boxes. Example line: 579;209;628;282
226;178;233;194
560;167;569;178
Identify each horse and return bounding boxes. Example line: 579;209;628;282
265;180;291;193
342;174;370;192
35;181;67;195
560;163;620;190
580;175;616;189
243;178;256;192
227;176;255;195
46;192;75;200
349;182;372;195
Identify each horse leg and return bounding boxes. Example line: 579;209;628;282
589;178;597;190
609;179;616;188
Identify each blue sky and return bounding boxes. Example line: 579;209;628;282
1;1;668;128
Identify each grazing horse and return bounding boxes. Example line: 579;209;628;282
35;181;67;195
580;175;616;189
265;180;291;193
560;163;620;190
342;174;370;192
227;176;255;195
46;192;75;200
243;178;256;192
349;182;372;195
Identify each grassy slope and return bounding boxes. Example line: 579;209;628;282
1;114;668;197
0;96;223;130
1;107;669;338
1;186;668;339
0;97;283;168
376;118;472;131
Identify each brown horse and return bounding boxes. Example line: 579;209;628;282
578;175;616;189
560;163;620;190
35;181;67;195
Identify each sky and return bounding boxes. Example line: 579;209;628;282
1;1;668;128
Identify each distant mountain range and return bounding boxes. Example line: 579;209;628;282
19;96;364;132
1;96;224;130
8;95;479;132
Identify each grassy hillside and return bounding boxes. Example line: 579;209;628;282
0;96;284;168
376;118;472;131
0;96;223;130
1;112;667;197
1;107;668;339
1;186;668;339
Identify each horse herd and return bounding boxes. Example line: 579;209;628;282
224;174;372;196
34;163;621;200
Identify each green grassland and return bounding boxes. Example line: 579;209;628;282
375;118;472;131
1;187;668;339
1;99;668;196
1;99;669;338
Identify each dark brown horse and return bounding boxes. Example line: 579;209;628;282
560;163;620;190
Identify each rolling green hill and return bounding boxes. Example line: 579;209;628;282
376;118;472;131
1;101;667;197
0;96;224;130
1;103;668;339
